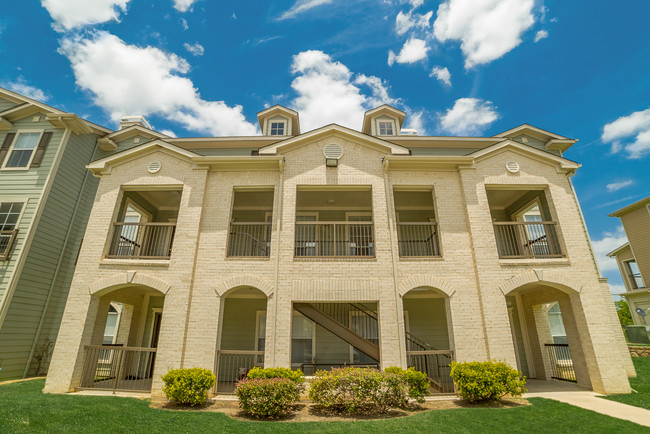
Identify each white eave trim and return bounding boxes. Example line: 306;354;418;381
606;242;631;258
494;124;569;140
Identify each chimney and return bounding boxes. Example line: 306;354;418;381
119;115;152;130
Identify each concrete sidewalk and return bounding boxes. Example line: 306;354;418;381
524;379;650;428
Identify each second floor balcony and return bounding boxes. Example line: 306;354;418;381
487;188;564;259
0;228;18;260
394;188;441;258
106;189;181;260
294;187;374;258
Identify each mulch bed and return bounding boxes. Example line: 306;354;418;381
151;398;530;422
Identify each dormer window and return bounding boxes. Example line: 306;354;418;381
270;121;286;136
378;121;394;136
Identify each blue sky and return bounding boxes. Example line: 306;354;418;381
1;0;649;296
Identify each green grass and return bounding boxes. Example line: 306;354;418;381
1;380;647;433
605;357;650;410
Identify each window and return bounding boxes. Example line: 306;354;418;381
270;122;285;136
0;202;23;260
3;132;41;168
0;202;23;231
378;121;394;135
291;313;313;367
624;260;645;289
103;305;120;345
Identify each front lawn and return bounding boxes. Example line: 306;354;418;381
1;379;647;433
605;356;650;410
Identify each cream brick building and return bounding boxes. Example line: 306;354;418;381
44;105;633;396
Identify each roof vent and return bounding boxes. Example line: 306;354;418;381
505;161;520;173
323;143;344;160
148;161;162;174
399;129;418;136
119;115;152;131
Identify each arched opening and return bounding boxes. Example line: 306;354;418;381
215;286;268;394
402;286;454;393
79;285;165;393
506;283;589;388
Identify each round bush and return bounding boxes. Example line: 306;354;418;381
161;368;216;406
235;377;300;418
246;367;305;385
384;366;429;403
450;360;527;403
308;367;410;413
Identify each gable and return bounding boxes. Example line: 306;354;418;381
258;124;409;156
471;140;579;174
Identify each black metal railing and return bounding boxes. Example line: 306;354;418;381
0;229;18;260
407;350;455;394
397;222;441;257
544;343;576;382
299;362;380;376
227;222;272;257
295;221;375;257
80;345;157;392
493;222;563;259
107;222;176;259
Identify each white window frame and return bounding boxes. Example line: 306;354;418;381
376;120;395;136
255;310;266;351
290;311;316;369
0;199;27;231
1;130;44;170
623;259;645;289
268;120;288;136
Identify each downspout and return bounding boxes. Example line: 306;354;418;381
382;158;406;367
23;133;98;377
271;159;284;366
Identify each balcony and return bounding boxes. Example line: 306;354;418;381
493;221;563;259
394;188;441;257
294;187;374;258
106;189;181;260
295;221;374;257
486;188;564;259
0;229;18;260
107;222;176;259
227;188;274;257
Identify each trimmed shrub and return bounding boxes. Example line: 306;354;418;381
246;367;305;385
235;377;300;418
384;366;429;403
450;360;527;403
308;367;410;413
161;368;216;406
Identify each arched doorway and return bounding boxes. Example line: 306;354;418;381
215;286;269;393
79;284;166;393
402;286;455;393
505;282;589;388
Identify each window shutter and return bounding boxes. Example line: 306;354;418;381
30;131;53;168
0;133;16;167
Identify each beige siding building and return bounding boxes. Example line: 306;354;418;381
44;105;633;397
608;197;650;329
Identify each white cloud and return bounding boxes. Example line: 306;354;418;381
173;0;196;13
1;78;48;101
159;129;177;137
41;0;130;31
534;29;548;42
388;38;429;65
59;32;257;136
591;226;628;273
606;180;633;193
433;0;535;68
183;42;204;56
290;50;399;132
278;0;332;20
404;110;426;135
602;108;650;159
180;17;189;30
409;0;424;7
395;10;433;35
439;98;498;135
608;283;626;296
429;66;451;86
